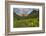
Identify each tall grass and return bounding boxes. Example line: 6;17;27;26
13;16;39;28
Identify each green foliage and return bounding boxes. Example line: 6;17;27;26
13;10;39;28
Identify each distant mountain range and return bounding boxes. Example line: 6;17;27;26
13;9;39;20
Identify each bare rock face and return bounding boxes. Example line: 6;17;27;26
16;13;28;17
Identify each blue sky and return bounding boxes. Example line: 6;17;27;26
13;8;38;14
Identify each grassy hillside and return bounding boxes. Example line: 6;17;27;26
13;10;39;28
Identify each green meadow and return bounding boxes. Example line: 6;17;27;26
13;10;39;28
